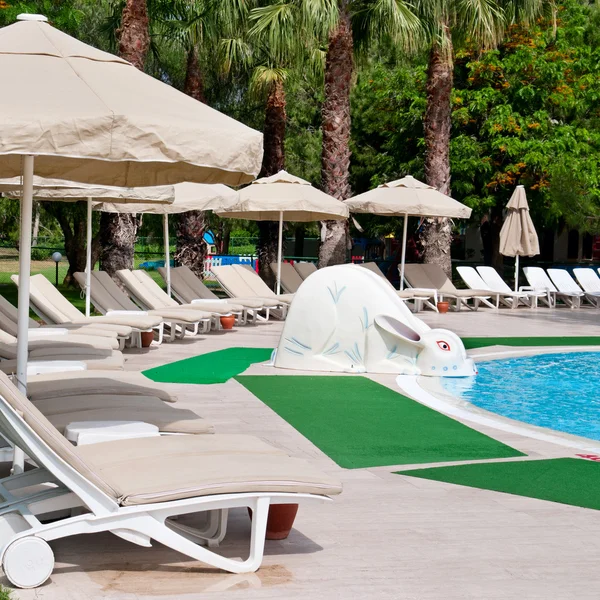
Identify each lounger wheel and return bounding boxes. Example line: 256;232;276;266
3;537;54;588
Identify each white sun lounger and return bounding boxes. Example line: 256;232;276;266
160;266;263;324
116;269;213;335
11;274;163;348
293;262;317;280
356;262;438;312
548;268;600;308
211;266;286;320
403;264;495;310
0;371;342;588
574;268;600;300
522;267;582;308
472;266;545;308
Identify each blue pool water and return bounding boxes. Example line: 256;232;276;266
441;352;600;441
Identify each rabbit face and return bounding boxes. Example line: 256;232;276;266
416;329;477;377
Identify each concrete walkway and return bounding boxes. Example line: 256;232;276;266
12;307;600;600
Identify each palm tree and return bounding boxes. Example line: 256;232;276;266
414;0;543;274
251;1;421;267
100;0;150;278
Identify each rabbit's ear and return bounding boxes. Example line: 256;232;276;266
374;315;424;346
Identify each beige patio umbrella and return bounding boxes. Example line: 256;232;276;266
499;185;540;291
0;176;176;316
216;170;349;295
95;182;239;296
0;14;262;407
346;175;472;289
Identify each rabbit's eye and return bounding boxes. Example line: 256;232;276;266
436;340;451;351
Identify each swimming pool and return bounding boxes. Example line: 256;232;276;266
440;351;600;441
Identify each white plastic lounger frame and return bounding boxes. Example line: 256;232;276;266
522;267;581;308
0;392;329;589
574;268;600;298
473;266;545;309
548;268;600;308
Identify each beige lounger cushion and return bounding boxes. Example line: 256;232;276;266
233;265;294;303
76;435;343;505
270;262;303;294
1;352;124;372
293;262;317;280
404;264;489;298
26;371;176;403
211;266;280;307
39;398;214;435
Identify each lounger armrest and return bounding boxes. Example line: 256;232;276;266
412;287;438;304
28;328;68;339
518;286;535;292
106;309;149;316
64;420;160;446
26;360;88;376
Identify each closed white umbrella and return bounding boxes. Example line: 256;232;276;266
0;14;262;410
95;183;239;295
216;170;349;295
499;185;540;291
346;175;472;289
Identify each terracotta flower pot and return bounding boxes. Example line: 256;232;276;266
220;315;235;330
140;331;154;347
248;503;299;540
437;301;450;314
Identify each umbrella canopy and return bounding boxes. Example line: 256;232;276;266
499;185;540;291
0;14;262;412
95;183;239;295
346;175;472;290
345;175;472;219
217;170;349;221
216;170;349;295
0;19;262;187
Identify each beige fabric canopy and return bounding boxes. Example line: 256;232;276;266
499;186;539;257
345;175;472;219
499;186;539;291
216;170;349;221
94;182;238;214
0;19;262;187
216;170;348;295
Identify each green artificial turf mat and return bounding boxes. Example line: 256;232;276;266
398;458;600;510
236;375;524;469
461;336;600;349
143;347;273;384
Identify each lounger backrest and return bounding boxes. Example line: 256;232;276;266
0;294;38;333
547;269;583;293
133;270;179;309
73;271;137;313
420;264;457;293
159;267;194;303
12;274;82;323
573;268;600;293
476;266;511;293
523;266;557;292
233;265;276;298
403;264;435;289
270;262;303;293
172;266;218;301
116;269;155;309
211;266;256;298
0;318;17;344
93;271;141;311
358;262;396;290
0;371;118;501
457;266;490;291
293;262;317;280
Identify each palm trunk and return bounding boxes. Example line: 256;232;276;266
257;78;286;288
421;27;453;276
101;0;150;279
318;0;352;267
44;203;101;286
175;45;208;277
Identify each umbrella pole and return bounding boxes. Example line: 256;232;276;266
85;197;92;317
276;211;283;296
399;213;408;291
14;155;34;474
163;214;171;296
514;255;519;292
